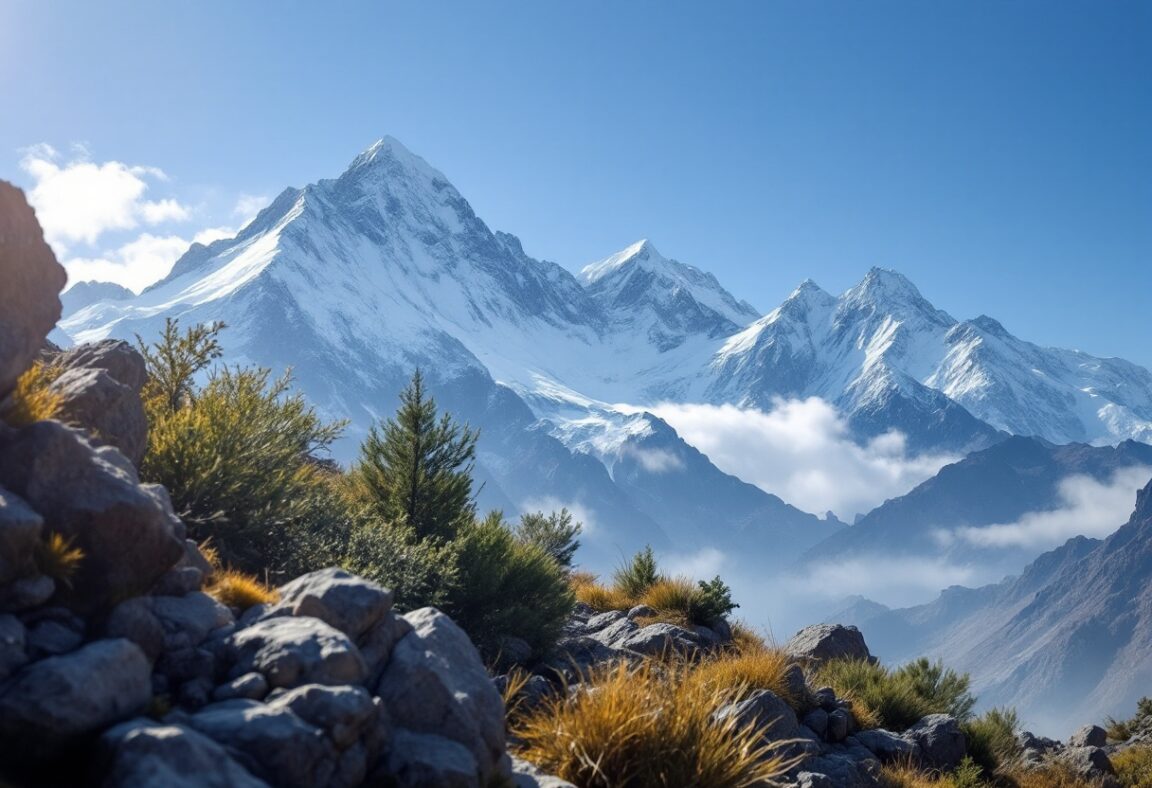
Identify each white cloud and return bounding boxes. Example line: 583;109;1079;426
794;554;989;609
19;144;190;249
649;398;957;519
622;445;684;473
954;465;1152;549
661;547;726;580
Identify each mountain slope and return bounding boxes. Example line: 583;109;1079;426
857;476;1152;735
805;436;1152;582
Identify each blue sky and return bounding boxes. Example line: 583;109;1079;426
2;1;1149;365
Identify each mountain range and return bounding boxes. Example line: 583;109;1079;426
57;137;1152;579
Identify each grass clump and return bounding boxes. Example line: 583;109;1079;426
1113;746;1152;788
612;545;660;599
573;580;633;612
815;657;973;732
880;756;989;788
962;707;1020;775
0;361;64;426
689;645;798;706
1002;760;1097;788
1108;697;1152;743
206;569;279;609
33;533;84;588
512;659;800;787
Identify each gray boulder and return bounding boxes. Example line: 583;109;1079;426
0;639;151;757
584;609;625;631
184;699;341;788
266;684;382;751
0;612;27;679
1062;746;1115;779
854;728;921;763
0;485;42;586
827;707;851;743
1068;724;1107;748
50;365;148;465
377;607;507;783
358;611;413;686
902;714;966;770
803;708;829;739
616;622;701;656
714;688;799;742
384;729;480;788
223;616;367;689
591;615;638;647
213;672;270;702
100;720;270;788
151;592;234;649
0;573;54;611
265;568;393;641
105;596;166;660
58;339;147;393
799;752;881;787
0;421;184;609
785;624;873;664
0;181;67;400
26;617;83;657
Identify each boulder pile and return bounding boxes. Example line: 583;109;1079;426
0;181;560;788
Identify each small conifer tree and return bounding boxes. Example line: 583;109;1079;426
516;508;582;568
352;370;479;542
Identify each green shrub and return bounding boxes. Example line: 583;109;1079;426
445;513;574;659
816;658;974;732
696;575;739;622
138;320;346;576
516;508;582;569
342;518;459;610
948;757;989;788
612;545;661;599
962;707;1020;775
895;658;975;722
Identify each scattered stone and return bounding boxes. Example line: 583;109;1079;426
828;707;851;743
855;728;921;763
0;486;42;586
105;596;166;660
0;639;151;758
1068;724;1107;748
377;607;507;783
100;720;271;788
50;365;148;465
25;618;83;657
58;339;148;393
0;573;54;611
1062;746;1115;779
591;615;638;647
0;422;185;610
384;729;479;788
625;605;656;620
902;714;967;771
785;623;874;665
715;688;799;742
616;622;700;656
804;707;830;739
223;616;368;689
213;672;270;702
0;612;27;679
265;568;393;641
511;754;577;788
585;609;625;631
151;592;234;649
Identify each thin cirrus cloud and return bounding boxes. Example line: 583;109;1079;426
650;398;958;520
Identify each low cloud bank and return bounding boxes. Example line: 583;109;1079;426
954;465;1152;549
650;398;957;519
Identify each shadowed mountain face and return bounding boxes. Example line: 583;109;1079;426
843;475;1152;736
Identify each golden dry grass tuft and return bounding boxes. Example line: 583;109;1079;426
689;646;799;707
1001;760;1098;788
207;569;279;609
34;533;84;588
512;659;800;788
1113;745;1152;788
880;759;948;788
640;576;707;621
573;581;633;612
0;362;64;426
